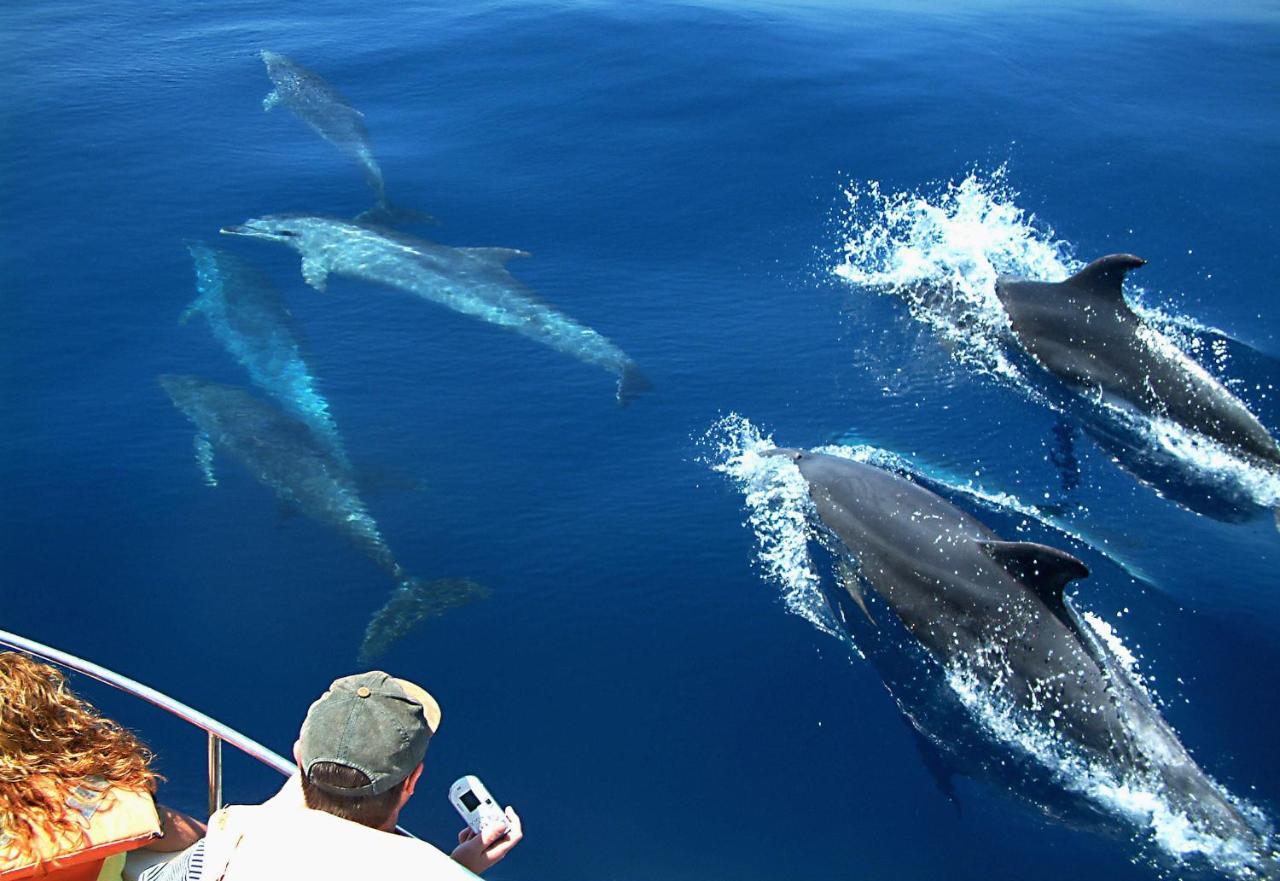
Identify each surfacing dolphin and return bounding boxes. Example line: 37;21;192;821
220;214;651;403
996;255;1280;470
182;242;348;466
159;374;485;657
260;51;422;224
767;448;1271;869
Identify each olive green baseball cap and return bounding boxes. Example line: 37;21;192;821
298;671;442;796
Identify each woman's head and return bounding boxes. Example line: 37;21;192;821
0;652;157;858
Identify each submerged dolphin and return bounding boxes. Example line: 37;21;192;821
159;374;484;655
260;51;415;223
768;448;1267;860
995;255;1280;469
220;214;651;403
182;243;347;466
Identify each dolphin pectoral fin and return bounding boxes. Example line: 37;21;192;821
905;719;961;815
178;300;201;326
262;89;281;112
1050;416;1080;493
194;432;217;487
837;559;876;627
300;254;330;292
459;247;531;266
981;540;1089;608
1063;253;1146;304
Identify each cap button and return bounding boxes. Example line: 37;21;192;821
356;686;371;698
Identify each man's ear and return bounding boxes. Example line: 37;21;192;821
402;762;425;799
292;741;303;770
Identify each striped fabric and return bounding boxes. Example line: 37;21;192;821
136;840;204;881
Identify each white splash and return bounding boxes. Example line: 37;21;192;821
703;414;836;636
832;166;1072;386
1079;610;1146;695
831;166;1280;514
707;415;1274;877
945;643;1269;878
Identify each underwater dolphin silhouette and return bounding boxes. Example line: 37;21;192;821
221;214;651;403
159;374;484;658
766;448;1268;859
995;254;1280;469
182;243;348;466
259;50;423;224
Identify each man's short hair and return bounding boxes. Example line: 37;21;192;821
295;672;441;828
300;762;405;828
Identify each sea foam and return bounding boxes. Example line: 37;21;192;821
830;166;1280;514
706;414;1274;878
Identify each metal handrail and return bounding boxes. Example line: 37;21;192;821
0;627;292;820
0;629;417;838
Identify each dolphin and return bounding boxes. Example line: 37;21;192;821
358;577;489;665
259;50;421;224
159;374;485;652
220;214;651;403
995;255;1280;469
182;243;348;466
767;448;1268;862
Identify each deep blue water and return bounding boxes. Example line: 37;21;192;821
3;2;1280;878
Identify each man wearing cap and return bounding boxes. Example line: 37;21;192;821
138;672;522;880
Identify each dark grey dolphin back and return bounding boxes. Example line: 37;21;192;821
995;254;1148;394
996;255;1280;466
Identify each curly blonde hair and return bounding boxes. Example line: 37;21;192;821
0;652;158;860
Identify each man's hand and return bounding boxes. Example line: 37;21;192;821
450;807;523;875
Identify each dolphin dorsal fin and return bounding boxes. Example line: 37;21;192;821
1063;254;1146;304
981;540;1089;607
460;247;531;266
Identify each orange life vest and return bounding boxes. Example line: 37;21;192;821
0;777;161;881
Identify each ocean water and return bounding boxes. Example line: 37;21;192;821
3;2;1280;879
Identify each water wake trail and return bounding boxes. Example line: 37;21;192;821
829;165;1280;516
705;414;1276;879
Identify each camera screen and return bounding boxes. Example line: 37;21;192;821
460;790;481;811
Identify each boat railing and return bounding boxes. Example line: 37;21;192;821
0;628;413;837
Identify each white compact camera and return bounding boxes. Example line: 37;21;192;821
448;775;508;839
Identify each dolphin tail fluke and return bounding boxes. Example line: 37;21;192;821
617;364;652;406
357;577;490;664
355;201;438;227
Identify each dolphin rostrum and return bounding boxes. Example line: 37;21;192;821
995;255;1280;469
159;374;484;656
220;214;651;403
260;50;418;224
182;242;347;466
768;448;1268;864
